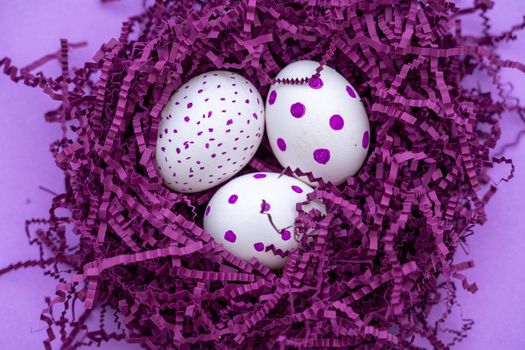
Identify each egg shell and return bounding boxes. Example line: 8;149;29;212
203;172;324;269
265;60;370;186
156;71;265;193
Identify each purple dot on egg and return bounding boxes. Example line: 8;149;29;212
313;148;331;164
291;185;303;193
362;130;370;148
309;77;324;89
252;113;258;120
227;119;233;125
253;174;266;179
161;147;166;152
198;89;203;93
277;138;287;151
329;114;344;130
224;230;237;243
290;102;306;118
261;201;270;212
184;116;190;122
228;194;238;204
187;102;193;108
176;147;181;154
205;206;211;216
268;90;277;105
281;229;291;241
245;99;250;104
253;242;265;252
346;85;357;98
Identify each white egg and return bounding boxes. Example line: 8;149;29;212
203;172;323;269
265;60;370;186
156;71;265;193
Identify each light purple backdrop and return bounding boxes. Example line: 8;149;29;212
1;1;524;349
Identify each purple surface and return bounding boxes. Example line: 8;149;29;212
0;0;524;349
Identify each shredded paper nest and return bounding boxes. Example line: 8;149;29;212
1;0;525;349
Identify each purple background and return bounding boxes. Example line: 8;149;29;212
1;1;524;349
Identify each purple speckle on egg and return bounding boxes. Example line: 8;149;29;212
268;90;277;105
253;242;265;252
346;85;357;98
276;138;287;151
224;230;237;243
187;102;193;108
205;206;211;216
290;102;305;118
281;229;291;241
362;130;370;148
291;185;303;193
313;148;331;164
309;77;323;89
253;174;266;179
261;201;271;212
329;114;344;130
228;194;238;204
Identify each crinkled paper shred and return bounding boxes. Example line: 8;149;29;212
2;0;525;349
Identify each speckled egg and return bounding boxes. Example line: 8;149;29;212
156;71;264;193
203;172;324;269
265;60;370;186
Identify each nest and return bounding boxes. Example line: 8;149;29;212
1;0;524;349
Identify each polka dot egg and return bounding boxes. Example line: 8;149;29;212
203;172;324;269
266;60;370;186
156;71;264;193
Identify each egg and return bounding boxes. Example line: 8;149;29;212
156;71;265;193
203;172;323;269
265;60;370;186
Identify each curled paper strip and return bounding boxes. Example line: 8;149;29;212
1;0;525;349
